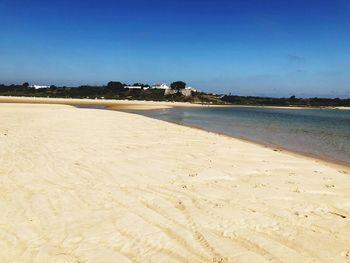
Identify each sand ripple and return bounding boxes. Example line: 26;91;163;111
0;103;349;262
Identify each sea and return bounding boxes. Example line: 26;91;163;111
129;106;350;166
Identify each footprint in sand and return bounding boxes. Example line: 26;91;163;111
212;257;228;263
294;212;309;218
175;201;186;210
291;187;301;193
253;183;267;188
341;250;350;259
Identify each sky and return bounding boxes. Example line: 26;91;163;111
0;0;349;97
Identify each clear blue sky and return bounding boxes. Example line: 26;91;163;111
0;0;349;97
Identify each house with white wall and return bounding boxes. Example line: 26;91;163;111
125;86;142;89
151;83;170;90
125;86;150;90
185;87;198;92
30;85;50;89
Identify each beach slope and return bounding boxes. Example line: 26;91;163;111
0;103;349;262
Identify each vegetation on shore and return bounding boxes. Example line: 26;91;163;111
221;95;350;107
0;82;349;107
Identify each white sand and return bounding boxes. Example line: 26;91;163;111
0;103;349;262
0;96;200;110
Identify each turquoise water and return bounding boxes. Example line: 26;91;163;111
132;107;350;165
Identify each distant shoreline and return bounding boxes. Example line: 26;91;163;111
218;104;350;110
1;96;350;111
0;96;200;110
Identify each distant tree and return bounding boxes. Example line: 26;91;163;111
106;81;125;92
170;81;186;91
289;95;297;104
22;82;30;88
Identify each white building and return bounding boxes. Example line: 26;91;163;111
151;83;170;90
125;86;142;89
30;85;50;89
125;86;150;90
185;86;198;92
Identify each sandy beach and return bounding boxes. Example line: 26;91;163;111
0;102;350;262
1;96;349;111
0;96;201;110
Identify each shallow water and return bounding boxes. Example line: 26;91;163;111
131;106;350;165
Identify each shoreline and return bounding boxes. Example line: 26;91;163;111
208;104;350;110
0;96;348;169
162;121;350;170
1;96;350;111
117;108;350;171
0;96;201;110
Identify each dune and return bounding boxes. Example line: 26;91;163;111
0;102;349;262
